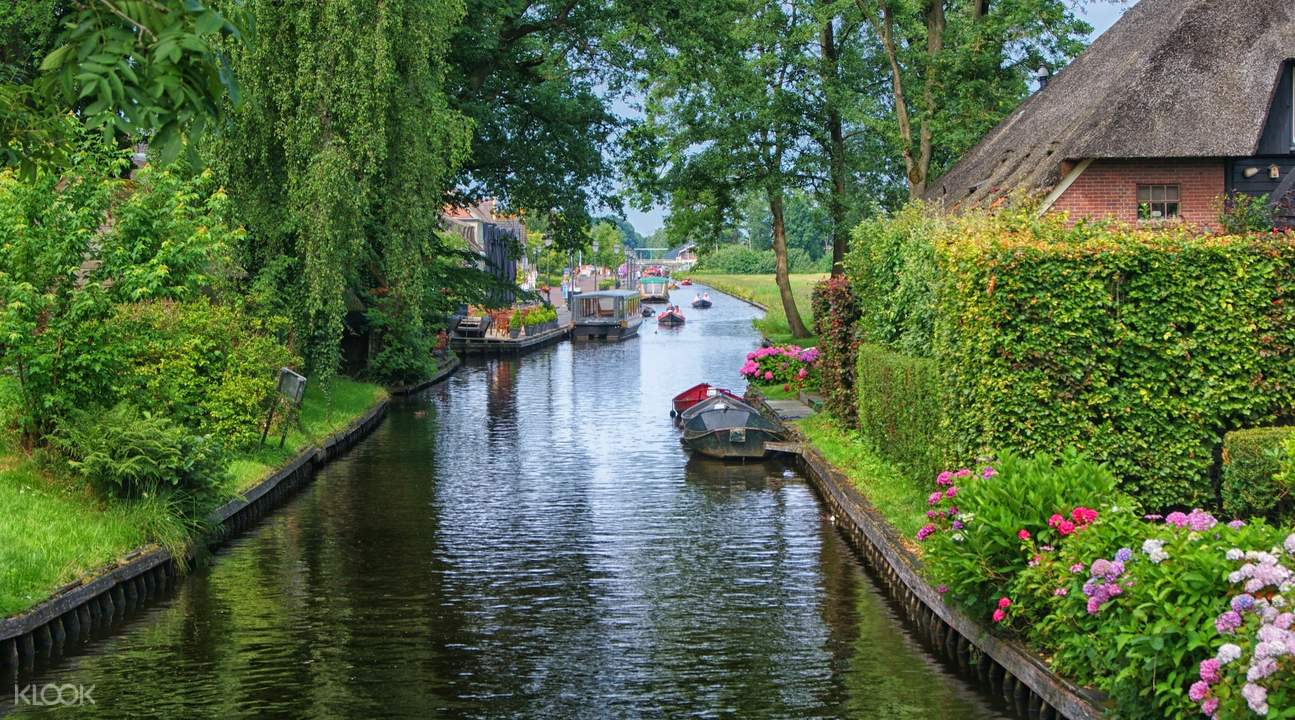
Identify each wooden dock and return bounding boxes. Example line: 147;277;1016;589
451;312;573;356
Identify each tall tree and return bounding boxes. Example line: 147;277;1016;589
629;0;823;338
211;0;472;377
446;1;623;249
856;0;1088;198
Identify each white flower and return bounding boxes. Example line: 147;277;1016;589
1227;548;1245;561
1285;533;1295;556
1141;538;1169;564
1217;643;1243;664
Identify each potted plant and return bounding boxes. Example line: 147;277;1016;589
509;308;524;338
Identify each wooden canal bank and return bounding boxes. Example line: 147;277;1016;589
751;393;1108;720
0;365;461;686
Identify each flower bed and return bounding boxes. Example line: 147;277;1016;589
916;451;1295;719
740;344;819;393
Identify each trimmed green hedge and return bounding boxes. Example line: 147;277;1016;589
937;226;1295;508
856;344;945;484
1221;426;1294;520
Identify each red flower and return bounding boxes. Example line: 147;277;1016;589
1017;529;1030;540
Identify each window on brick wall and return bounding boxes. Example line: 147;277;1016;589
1138;184;1180;220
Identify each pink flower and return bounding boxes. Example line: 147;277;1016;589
916;524;937;542
1188;681;1210;703
763;371;773;381
997;597;1012;609
797;368;808;380
1053;587;1068;597
1069;563;1084;573
1017;529;1030;540
1056;520;1076;536
1070;507;1098;526
935;471;954;486
936;585;948;594
1199;658;1221;685
981;466;997;479
944;486;958;499
954;469;972;479
1048;514;1065;528
927;492;942;506
1201;698;1219;717
991;609;1006;623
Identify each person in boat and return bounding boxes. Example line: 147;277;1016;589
693;293;701;304
702;292;710;301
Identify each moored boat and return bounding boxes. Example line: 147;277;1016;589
680;396;784;459
572;290;643;342
671;382;742;417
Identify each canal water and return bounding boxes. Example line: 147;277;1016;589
5;286;1006;719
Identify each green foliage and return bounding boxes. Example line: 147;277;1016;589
936;222;1295;508
923;450;1120;620
856;344;944;484
112;300;299;451
811;276;861;424
212;0;473;375
1221;427;1294;522
1216;192;1276;235
38;0;243;164
694;245;825;275
844;203;942;357
53;402;227;500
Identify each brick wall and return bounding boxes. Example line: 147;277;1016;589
1050;158;1226;228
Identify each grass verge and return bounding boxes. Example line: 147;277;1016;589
687;273;825;346
0;375;387;617
794;413;927;543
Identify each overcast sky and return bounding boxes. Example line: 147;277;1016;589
621;1;1137;236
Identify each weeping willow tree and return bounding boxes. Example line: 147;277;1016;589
211;0;473;378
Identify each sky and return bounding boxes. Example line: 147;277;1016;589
619;1;1136;237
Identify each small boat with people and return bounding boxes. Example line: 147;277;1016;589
572;289;643;342
657;305;686;326
680;279;693;286
670;382;742;417
679;395;785;460
690;292;712;309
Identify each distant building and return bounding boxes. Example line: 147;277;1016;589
442;200;526;303
927;0;1295;228
665;243;697;265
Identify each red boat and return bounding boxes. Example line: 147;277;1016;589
657;308;686;327
681;279;692;286
671;382;742;417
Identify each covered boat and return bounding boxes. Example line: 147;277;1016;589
572;290;643;342
670;383;742;417
638;276;670;303
680;396;784;459
657;307;685;326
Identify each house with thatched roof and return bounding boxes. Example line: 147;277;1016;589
927;0;1295;228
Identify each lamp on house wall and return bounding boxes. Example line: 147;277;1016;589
1271;164;1282;180
1244;167;1261;179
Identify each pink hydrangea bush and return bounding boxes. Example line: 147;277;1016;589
740;345;819;390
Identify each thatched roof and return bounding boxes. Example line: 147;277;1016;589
927;0;1295;210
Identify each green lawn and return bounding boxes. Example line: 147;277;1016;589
795;413;928;544
0;375;387;617
688;273;825;345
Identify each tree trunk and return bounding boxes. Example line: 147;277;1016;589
821;15;849;275
768;189;811;339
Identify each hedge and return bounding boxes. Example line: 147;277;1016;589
937;226;1295;508
1221;426;1294;521
856;344;946;483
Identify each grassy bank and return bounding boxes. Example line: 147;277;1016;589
795;413;927;542
688;273;825;345
0;376;387;617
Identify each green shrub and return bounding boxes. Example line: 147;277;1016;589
1216;191;1275;234
921;450;1121;621
1221;427;1294;521
936;222;1295;508
855;344;946;483
844;203;943;357
113;300;299;451
53;402;228;500
811;276;861;424
693;245;824;275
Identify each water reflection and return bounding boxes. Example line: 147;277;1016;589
5;286;1006;720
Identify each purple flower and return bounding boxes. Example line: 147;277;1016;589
1114;547;1133;563
981;467;997;479
1215;610;1243;634
1165;511;1189;528
1232;594;1256;613
1242;682;1268;714
1228;520;1247;529
916;524;937;542
952;520;965;530
1186;509;1218;532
